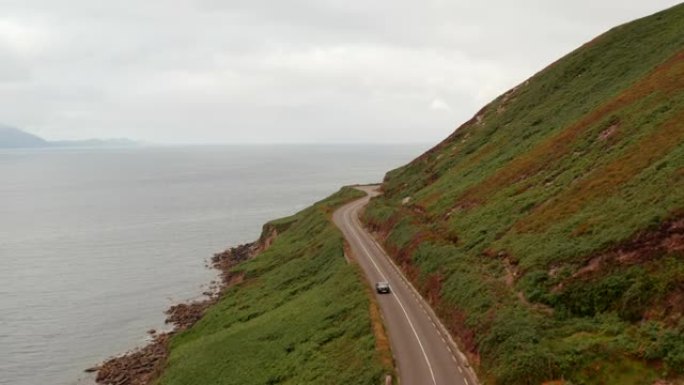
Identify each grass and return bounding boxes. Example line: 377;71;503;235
154;187;394;385
363;4;684;384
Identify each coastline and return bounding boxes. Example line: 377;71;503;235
2;147;421;385
90;236;270;385
87;186;395;385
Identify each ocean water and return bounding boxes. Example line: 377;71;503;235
0;144;427;385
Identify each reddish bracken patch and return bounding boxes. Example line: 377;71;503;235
645;285;684;326
652;379;675;385
422;273;444;306
454;48;684;212
663;231;684;252
556;214;684;287
447;309;480;364
517;107;684;232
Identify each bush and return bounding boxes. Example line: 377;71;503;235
494;344;560;385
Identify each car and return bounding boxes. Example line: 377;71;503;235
375;281;391;294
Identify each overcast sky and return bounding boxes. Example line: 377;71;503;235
0;1;680;144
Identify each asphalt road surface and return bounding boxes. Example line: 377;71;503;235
333;186;478;385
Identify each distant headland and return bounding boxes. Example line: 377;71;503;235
0;125;138;149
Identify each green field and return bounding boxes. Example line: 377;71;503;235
155;187;393;385
364;4;684;385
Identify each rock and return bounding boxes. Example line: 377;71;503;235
93;241;270;385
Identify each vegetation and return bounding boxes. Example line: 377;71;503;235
155;187;394;385
364;4;684;385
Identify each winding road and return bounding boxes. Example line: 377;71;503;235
333;186;478;385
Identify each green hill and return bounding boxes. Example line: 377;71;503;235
363;4;684;385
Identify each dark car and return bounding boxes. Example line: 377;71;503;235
375;281;391;294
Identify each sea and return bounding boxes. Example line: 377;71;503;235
0;144;427;385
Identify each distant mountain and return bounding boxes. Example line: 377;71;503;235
48;138;139;148
0;125;137;149
0;125;48;148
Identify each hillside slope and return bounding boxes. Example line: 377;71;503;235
364;4;684;385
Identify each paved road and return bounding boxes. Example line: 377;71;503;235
333;186;478;385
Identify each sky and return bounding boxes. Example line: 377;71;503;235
0;1;680;144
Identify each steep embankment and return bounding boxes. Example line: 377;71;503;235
363;5;684;385
153;187;393;385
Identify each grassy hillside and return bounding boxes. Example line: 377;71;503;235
156;187;393;385
363;4;684;385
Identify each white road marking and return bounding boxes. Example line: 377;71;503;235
349;206;479;385
343;202;438;385
340;195;479;385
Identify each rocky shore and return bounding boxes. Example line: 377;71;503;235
90;240;264;385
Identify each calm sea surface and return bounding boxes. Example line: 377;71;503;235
0;144;427;385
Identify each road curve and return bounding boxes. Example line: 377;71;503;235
333;186;478;385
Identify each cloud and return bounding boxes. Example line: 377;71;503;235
0;0;679;143
430;98;452;112
0;20;43;54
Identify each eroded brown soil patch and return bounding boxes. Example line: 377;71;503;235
556;215;684;290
